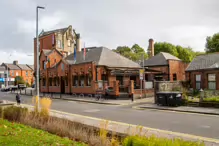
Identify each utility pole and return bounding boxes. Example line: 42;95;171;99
142;53;145;98
36;6;45;110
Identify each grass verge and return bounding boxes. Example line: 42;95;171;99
0;119;85;146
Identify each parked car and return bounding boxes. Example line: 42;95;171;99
32;84;35;88
18;84;26;90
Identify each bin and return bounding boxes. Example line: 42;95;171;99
166;92;183;106
156;93;167;106
156;92;183;107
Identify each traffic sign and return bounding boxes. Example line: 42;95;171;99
139;69;144;80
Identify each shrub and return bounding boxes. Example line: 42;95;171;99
122;135;204;146
40;97;52;117
2;106;28;122
203;96;219;103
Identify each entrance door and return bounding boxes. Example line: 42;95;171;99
60;77;65;94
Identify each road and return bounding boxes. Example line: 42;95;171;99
1;91;219;140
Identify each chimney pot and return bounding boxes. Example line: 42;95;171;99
148;38;154;57
13;60;18;65
76;33;81;52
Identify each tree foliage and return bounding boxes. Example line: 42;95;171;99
15;76;25;85
205;33;219;53
113;44;148;62
154;42;203;63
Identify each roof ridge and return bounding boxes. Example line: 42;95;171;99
96;47;105;65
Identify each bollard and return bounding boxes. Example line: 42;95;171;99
60;93;62;99
199;88;204;102
130;93;134;102
31;90;32;96
25;89;26;95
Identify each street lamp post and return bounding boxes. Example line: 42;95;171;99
6;54;12;87
36;6;45;110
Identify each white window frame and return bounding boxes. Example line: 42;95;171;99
68;40;71;47
195;74;201;90
208;74;216;90
57;40;61;48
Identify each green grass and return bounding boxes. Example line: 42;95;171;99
0;119;85;146
123;135;205;146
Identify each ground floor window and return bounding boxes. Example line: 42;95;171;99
79;75;85;86
173;73;177;81
195;74;201;90
49;78;52;86
73;75;78;86
87;74;92;86
57;77;60;86
208;74;216;90
53;77;57;86
42;78;46;86
65;76;68;86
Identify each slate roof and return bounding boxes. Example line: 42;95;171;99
143;52;181;67
39;27;68;37
17;64;31;70
27;65;34;70
65;47;141;68
186;53;219;71
3;63;20;70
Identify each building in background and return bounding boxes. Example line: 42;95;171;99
0;66;6;88
186;53;219;90
34;25;80;72
1;60;33;86
143;39;188;81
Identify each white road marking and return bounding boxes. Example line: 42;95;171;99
83;109;100;113
200;125;211;129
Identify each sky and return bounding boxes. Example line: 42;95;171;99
0;0;219;64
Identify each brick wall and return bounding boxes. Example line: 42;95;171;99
21;70;33;85
187;70;219;90
168;60;188;81
34;34;54;71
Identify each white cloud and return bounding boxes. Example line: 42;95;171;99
0;50;33;65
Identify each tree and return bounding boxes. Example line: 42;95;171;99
15;76;25;85
154;42;178;57
205;33;219;53
113;44;148;62
154;42;198;63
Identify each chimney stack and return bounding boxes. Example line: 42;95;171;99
76;33;81;52
13;60;18;65
148;38;154;58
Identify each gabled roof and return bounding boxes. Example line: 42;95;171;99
186;53;219;71
144;52;181;67
17;64;31;70
65;47;141;68
39;26;69;37
27;65;34;70
2;63;20;70
40;48;63;58
50;58;69;69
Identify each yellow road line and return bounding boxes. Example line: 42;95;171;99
132;106;219;117
20;103;219;144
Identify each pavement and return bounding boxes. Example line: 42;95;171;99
134;104;219;115
13;88;154;106
2;91;219;145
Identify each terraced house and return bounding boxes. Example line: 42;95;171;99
1;61;34;85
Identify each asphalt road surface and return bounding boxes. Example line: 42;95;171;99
1;91;219;140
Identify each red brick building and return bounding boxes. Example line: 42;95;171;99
39;46;155;96
34;25;78;71
143;39;188;81
1;61;34;85
186;53;219;90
